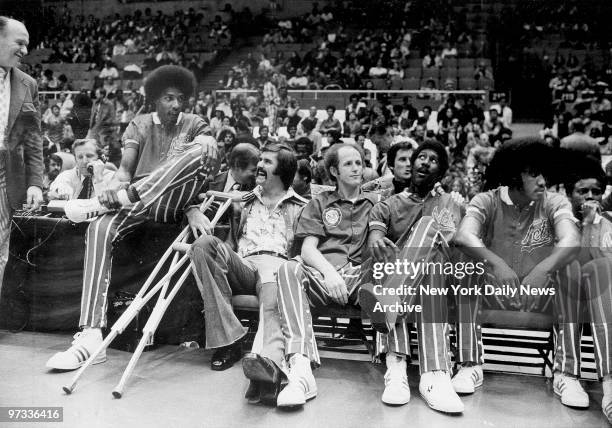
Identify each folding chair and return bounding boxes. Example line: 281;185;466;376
62;191;236;398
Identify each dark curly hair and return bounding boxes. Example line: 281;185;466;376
144;65;196;103
484;137;555;190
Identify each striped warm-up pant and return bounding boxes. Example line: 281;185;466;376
371;216;456;374
0;152;10;300
580;256;612;379
455;261;583;375
277;260;363;366
79;146;211;328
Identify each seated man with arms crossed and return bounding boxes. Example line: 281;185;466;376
452;138;583;406
275;143;381;407
46;65;219;370
359;140;466;413
189;143;307;405
48;139;114;200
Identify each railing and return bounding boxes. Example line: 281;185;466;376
39;91;81;101
215;89;491;111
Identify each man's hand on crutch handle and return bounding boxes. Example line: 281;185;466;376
185;207;213;236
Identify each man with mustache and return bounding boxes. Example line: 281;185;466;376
359;140;466;413
46;65;219;370
275;143;381;408
453;138;583;408
189;143;308;405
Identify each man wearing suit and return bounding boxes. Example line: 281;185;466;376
86;88;116;161
0;17;43;295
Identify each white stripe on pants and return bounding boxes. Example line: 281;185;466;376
277;260;362;366
79;147;209;328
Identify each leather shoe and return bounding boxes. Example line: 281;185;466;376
242;352;284;384
243;353;285;406
244;380;261;404
211;343;242;371
359;283;389;333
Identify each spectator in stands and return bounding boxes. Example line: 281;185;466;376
318;105;342;135
299;106;320;134
561;118;600;159
491;95;513;129
209;109;225;138
422;49;442;68
343;112;362;138
98;60;119;81
87;88;116;159
369;58;388;78
43;104;66;150
48;139;113;200
292;158;312;199
43;153;63;192
345;94;367;122
483;108;503;142
287;68;309;89
256;125;275;148
67;91;93;140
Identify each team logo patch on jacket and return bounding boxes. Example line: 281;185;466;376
521;218;553;253
323;208;342;227
432;206;456;231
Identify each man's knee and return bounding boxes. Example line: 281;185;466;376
190;234;221;257
277;260;303;286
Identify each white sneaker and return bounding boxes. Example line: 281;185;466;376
603;395;612;424
452;364;483;394
381;353;411;405
419;370;464;413
46;328;107;370
276;354;317;407
553;372;589;408
64;198;110;223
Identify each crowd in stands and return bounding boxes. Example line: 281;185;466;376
217;0;494;91
14;4;255;93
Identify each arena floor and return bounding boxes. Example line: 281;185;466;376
0;330;608;428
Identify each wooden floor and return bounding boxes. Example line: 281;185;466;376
0;330;608;428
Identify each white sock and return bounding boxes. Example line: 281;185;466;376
603;375;612;397
116;189;133;206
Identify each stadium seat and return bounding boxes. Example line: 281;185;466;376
458;67;474;78
442;57;457;69
421;67;440;80
459;77;477;90
458;58;475;68
479;77;495;90
406;58;422;68
404;67;421;79
372;78;388;90
441;67;458;80
401;78;420;90
389;77;403;90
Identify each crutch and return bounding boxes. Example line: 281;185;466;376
62;192;235;395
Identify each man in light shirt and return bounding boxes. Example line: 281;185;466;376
189;143;307;405
48;139;113;200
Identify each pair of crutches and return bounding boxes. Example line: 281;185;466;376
62;191;237;398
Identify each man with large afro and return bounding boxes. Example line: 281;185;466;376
453;137;586;408
47;65;222;370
